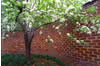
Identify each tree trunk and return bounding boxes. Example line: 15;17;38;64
24;27;34;63
25;40;31;62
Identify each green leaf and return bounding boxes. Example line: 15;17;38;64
87;6;96;13
15;1;23;7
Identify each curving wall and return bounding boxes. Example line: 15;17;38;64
2;21;100;66
1;0;100;66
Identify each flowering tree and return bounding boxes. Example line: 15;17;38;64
1;0;100;64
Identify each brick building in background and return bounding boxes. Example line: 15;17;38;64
1;0;100;66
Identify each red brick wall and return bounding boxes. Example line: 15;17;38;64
1;1;100;66
97;0;100;13
2;21;100;66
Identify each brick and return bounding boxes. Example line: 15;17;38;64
94;52;100;55
85;51;92;54
87;36;95;39
82;53;88;57
95;46;100;48
97;36;100;39
89;55;97;57
80;37;86;40
97;4;100;7
98;49;100;52
96;2;100;7
97;10;100;14
78;45;83;47
92;34;99;36
95;58;100;61
93;40;100;42
84;40;91;42
75;57;81;60
75;48;80;50
90;43;96;45
85;57;92;60
88;48;96;51
81;48;87;51
79;50;84;54
96;43;100;46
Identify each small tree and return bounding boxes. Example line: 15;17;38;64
1;0;100;64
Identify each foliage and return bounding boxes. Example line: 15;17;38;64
1;0;86;31
87;6;96;13
66;33;89;45
1;54;26;66
1;0;22;39
1;0;100;44
1;54;67;66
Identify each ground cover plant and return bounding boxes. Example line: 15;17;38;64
1;0;100;64
2;54;68;66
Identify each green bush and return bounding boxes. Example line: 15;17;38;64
1;54;27;66
2;54;68;66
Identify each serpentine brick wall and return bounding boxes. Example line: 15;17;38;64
2;22;100;66
1;0;100;66
97;0;100;13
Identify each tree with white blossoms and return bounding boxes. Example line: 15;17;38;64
1;0;100;64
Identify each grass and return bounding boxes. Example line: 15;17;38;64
1;54;69;66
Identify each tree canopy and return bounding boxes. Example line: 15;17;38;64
1;0;100;39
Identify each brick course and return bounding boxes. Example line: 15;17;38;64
2;21;100;65
1;0;100;66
